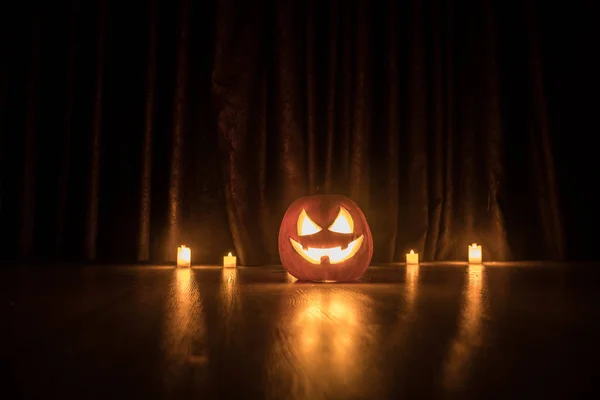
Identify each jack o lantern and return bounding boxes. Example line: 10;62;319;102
278;194;373;282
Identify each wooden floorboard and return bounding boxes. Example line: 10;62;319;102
3;264;600;398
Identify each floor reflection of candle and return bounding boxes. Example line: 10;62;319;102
220;268;240;334
405;264;419;310
442;264;486;391
387;264;420;346
163;268;207;383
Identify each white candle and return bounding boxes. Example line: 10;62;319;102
177;245;191;268
468;243;482;264
406;249;419;265
223;252;237;268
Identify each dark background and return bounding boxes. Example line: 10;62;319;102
0;0;597;265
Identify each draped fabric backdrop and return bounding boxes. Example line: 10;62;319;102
0;0;596;265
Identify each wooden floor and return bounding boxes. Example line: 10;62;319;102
2;264;600;399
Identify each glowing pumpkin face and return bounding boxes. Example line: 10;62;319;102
278;195;373;282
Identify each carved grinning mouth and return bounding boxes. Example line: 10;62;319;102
289;235;364;264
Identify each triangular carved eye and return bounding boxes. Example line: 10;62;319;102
328;207;354;234
297;209;322;236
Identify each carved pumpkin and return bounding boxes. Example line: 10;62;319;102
278;194;373;282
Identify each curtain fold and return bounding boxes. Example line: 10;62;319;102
525;0;565;260
378;0;400;262
164;0;190;262
404;0;429;258
55;0;79;257
481;0;510;261
0;0;578;264
137;0;158;262
85;0;107;261
212;0;273;265
19;8;41;259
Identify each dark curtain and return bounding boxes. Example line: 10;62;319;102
0;0;595;265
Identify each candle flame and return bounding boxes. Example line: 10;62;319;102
409;250;415;254
228;252;232;257
471;243;477;247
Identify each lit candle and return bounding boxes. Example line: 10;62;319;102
406;249;419;265
223;252;237;268
468;243;482;264
177;245;191;268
